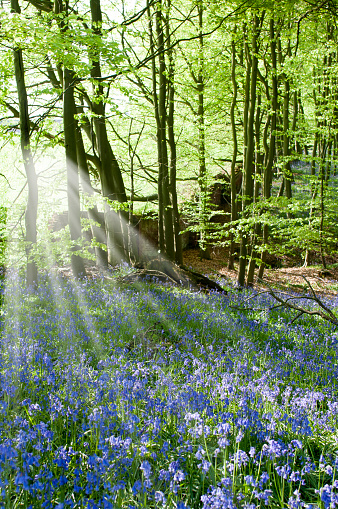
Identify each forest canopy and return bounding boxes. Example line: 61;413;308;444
0;0;337;285
2;3;338;507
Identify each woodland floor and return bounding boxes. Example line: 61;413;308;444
58;247;338;297
183;247;338;297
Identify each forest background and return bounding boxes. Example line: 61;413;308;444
0;0;337;287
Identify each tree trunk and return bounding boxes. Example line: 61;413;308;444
155;2;174;260
11;0;38;287
90;0;128;265
240;27;250;217
147;1;164;254
319;150;326;269
238;14;259;286
291;89;301;155
228;37;238;270
63;68;86;278
303;133;318;266
75;121;108;269
258;16;278;280
283;69;292;200
246;93;263;286
166;5;183;265
197;0;211;260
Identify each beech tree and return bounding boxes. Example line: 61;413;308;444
0;0;337;283
11;0;39;286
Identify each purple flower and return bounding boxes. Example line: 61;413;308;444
155;491;166;505
195;446;205;460
288;489;304;509
140;460;152;479
275;464;291;480
201;485;236;509
199;460;212;474
235;429;244;443
249;446;256;458
174;470;186;482
253;489;273;505
244;475;258;488
233;450;249;467
132;480;142;494
218;437;230;448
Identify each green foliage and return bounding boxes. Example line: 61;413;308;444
0;206;7;267
0;273;338;506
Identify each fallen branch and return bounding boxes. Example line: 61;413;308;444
230;276;338;327
260;276;338;326
119;258;227;293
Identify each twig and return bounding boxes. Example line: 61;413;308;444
258;277;338;327
230;278;338;327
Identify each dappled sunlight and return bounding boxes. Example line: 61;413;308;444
0;269;338;507
1;0;338;503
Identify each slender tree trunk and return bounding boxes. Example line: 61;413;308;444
196;0;210;260
334;134;338;176
319;151;326;269
63;68;86;278
242;29;250;172
303;88;320;267
75;122;108;269
283;68;293;200
127;119;143;265
228;37;238;270
166;6;183;265
298;93;308;155
258;16;278;280
155;1;174;259
90;0;128;265
147;1;164;253
128;126;135;265
240;30;251;217
238;15;259;286
11;0;38;287
291;89;301;155
246;93;263;286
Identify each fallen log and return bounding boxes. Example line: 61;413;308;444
121;258;226;293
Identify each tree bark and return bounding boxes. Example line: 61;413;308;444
197;0;211;260
63;68;86;278
238;14;259;286
155;2;174;260
283;69;292;200
228;37;238;270
75;121;108;269
246;93;263;286
258;16;278;280
147;0;165;254
166;4;183;265
11;0;38;287
90;0;128;265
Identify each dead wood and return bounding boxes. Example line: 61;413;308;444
230;276;338;327
120;258;226;293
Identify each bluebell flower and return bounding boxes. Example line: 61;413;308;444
244;475;258;487
218;437;230;448
201;485;237;509
176;503;189;509
140;460;152;479
132;480;142;494
253;488;273;505
199;459;212;474
195;446;205;460
248;446;256;457
233;450;249;467
15;472;31;491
